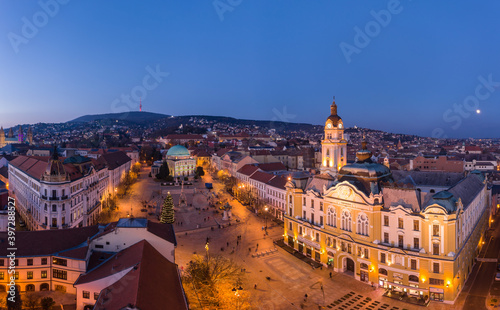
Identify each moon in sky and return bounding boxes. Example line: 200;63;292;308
476;109;481;114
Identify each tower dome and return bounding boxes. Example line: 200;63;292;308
42;147;67;182
325;97;343;128
337;138;393;196
167;145;190;157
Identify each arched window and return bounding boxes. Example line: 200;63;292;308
357;213;369;236
409;275;419;282
26;284;35;291
327;207;337;227
40;283;49;291
341;210;352;231
0;285;5;292
360;263;369;270
379;268;388;276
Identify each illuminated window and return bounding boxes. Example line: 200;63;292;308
341;210;352;231
433;225;440;236
357;214;369;236
410;259;417;270
327;207;337;227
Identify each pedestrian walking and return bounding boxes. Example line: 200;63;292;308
227;242;229;247
304;294;308;301
254;284;257;289
329;271;332;278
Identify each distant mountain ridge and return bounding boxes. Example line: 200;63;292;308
70;111;169;123
68;111;321;131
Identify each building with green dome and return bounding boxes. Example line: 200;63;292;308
165;145;196;178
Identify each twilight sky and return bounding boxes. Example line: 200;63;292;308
1;1;499;138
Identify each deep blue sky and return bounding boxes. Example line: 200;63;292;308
1;1;499;138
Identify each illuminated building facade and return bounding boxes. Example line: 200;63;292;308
283;100;490;304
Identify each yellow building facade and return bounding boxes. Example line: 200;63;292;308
283;101;490;304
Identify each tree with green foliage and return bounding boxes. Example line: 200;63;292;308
156;162;170;180
160;193;175;224
195;166;205;177
40;297;55;310
6;285;22;310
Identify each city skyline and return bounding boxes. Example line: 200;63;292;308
1;1;500;138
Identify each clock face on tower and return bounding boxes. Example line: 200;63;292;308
326;123;332;129
339;124;343;129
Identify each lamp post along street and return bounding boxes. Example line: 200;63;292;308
264;206;268;233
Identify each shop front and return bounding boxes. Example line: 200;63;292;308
429;287;444;302
327;251;334;268
386;281;429;298
379;276;388;288
360;263;369;282
287;235;294;248
314;250;321;262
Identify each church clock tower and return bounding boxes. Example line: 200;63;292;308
320;97;347;176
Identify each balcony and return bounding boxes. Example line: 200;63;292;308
61;195;68;200
41;195;47;200
49;196;59;201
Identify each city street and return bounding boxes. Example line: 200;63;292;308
175;173;456;310
460;214;500;310
109;168;488;309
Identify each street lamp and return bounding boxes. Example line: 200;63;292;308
231;285;243;310
264;206;269;233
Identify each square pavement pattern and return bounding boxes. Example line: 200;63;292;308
326;292;402;310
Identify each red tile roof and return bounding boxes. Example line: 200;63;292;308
194;150;211;157
99;151;131;170
9;155;106;181
237;164;260;176
266;175;287;190
0;225;99;257
465;145;482;152
147;221;177;246
256;162;287;172
250;171;275;183
87;240;188;310
215;148;232;157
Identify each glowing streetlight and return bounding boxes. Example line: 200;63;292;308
264;206;269;233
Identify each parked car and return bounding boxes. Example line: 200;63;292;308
495;272;500;281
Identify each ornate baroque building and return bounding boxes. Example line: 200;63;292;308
0;125;34;147
283;99;490;304
165;145;196;178
9;153;109;230
320;97;347;176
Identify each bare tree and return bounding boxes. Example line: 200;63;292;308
24;293;40;310
182;255;250;309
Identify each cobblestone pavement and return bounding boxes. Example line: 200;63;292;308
175;174;462;310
